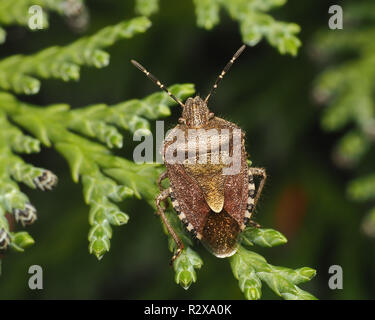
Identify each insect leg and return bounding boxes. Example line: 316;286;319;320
157;171;169;209
156;188;184;265
243;167;267;229
249;167;267;209
157;171;168;191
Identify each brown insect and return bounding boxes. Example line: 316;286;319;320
131;45;267;263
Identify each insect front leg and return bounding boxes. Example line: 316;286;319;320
243;167;267;229
157;171;168;191
156;188;184;265
157;171;169;209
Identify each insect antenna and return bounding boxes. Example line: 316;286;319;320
204;44;246;104
131;59;185;107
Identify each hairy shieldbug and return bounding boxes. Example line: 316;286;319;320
131;45;267;263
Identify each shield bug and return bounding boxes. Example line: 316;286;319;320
131;45;267;263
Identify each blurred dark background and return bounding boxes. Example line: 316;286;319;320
1;0;374;299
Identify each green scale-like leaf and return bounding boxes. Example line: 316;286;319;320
0;17;151;94
313;3;375;227
231;246;317;300
193;0;301;56
0;82;194;260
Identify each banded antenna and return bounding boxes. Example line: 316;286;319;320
205;44;246;104
131;59;185;108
